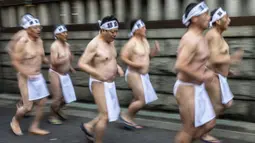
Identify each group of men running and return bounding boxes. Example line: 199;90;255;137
6;1;243;143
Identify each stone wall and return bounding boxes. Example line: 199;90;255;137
1;26;255;122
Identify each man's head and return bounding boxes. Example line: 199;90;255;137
98;15;119;43
21;14;42;39
129;19;146;37
182;1;210;29
54;25;68;42
210;7;231;30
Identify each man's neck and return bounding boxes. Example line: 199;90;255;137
134;34;144;41
99;34;111;44
57;39;66;46
214;26;224;34
28;34;37;41
188;24;205;36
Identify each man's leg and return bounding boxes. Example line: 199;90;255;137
122;72;145;126
82;82;108;143
48;71;64;124
29;97;50;135
11;74;33;135
203;76;232;142
175;84;196;143
92;82;109;143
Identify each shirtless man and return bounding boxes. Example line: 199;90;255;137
9;17;50;136
78;15;124;143
119;19;160;129
173;2;216;143
202;7;243;142
6;14;34;110
48;25;76;125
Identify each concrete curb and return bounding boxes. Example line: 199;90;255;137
0;93;254;142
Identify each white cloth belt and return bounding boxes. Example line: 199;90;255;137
89;77;120;122
125;68;158;104
49;69;76;103
173;80;216;127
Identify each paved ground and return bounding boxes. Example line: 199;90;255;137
0;106;252;143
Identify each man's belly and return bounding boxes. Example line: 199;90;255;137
94;61;118;82
51;63;71;75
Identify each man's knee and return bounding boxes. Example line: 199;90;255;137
37;97;48;106
205;119;216;131
224;100;233;108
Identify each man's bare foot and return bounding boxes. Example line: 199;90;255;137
29;128;50;135
10;117;23;136
84;123;94;134
120;114;143;129
201;134;221;143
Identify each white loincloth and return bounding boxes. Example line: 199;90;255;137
173;80;216;127
125;68;158;104
218;74;234;104
89;77;120;122
27;74;49;101
49;69;76;104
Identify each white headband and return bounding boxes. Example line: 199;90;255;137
21;14;34;28
54;25;68;35
182;1;209;27
22;18;40;29
209;7;227;28
128;19;145;37
98;20;119;30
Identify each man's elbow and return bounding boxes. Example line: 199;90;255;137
175;63;186;73
77;60;86;69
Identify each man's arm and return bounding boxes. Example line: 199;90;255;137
11;38;30;76
117;64;124;77
120;40;143;68
174;40;204;82
150;40;160;58
77;42;102;79
208;35;231;65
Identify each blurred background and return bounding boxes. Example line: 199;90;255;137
1;0;255;27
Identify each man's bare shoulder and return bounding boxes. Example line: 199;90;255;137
12;30;27;40
180;32;198;48
86;37;98;51
125;37;136;47
205;28;221;40
50;40;59;50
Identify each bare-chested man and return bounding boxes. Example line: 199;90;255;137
48;25;76;125
9;17;50;136
202;7;244;142
173;2;216;143
119;19;160;129
7;14;36;116
78;15;124;143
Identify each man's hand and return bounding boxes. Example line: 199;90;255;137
117;65;124;77
70;67;76;74
231;48;244;65
150;40;160;57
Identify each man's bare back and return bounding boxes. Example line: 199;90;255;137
50;41;72;74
